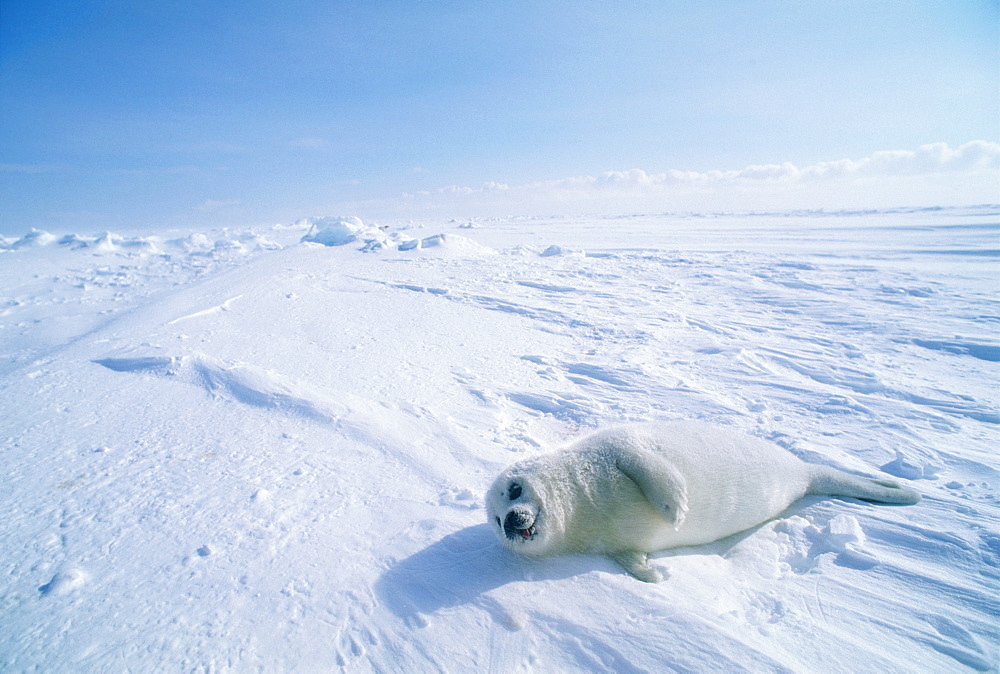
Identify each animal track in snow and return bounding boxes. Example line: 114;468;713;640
332;593;382;667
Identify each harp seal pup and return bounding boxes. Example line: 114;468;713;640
486;422;920;582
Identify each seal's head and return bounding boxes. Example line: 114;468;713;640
486;467;555;556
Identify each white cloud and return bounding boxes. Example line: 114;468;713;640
376;141;999;217
802;141;1000;179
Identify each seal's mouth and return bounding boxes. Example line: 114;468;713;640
514;524;536;540
503;509;537;541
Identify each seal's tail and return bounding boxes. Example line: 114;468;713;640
807;466;921;505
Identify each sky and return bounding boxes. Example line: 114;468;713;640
1;0;997;234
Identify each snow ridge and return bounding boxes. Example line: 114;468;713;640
94;353;342;423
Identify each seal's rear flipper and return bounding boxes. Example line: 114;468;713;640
808;466;921;505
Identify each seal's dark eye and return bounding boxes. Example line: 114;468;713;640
508;483;522;500
496;516;502;528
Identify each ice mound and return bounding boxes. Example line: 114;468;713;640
5;228;56;249
300;216;383;247
173;232;216;254
4;229;163;255
539;244;584;257
56;233;93;248
396;233;495;256
168;230;279;256
295;217;494;257
89;231;163;255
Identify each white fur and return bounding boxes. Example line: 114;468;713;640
486;422;920;582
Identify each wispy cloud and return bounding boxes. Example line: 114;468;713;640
390;141;999;216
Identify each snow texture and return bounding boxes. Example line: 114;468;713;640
1;209;998;671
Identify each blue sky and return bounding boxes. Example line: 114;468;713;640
1;1;997;233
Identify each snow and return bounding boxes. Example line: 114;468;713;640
1;208;997;671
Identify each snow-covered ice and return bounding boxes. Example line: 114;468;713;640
1;208;997;671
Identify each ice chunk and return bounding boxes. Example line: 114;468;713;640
823;514;865;552
301;216;370;246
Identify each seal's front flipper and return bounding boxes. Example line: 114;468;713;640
610;550;664;583
615;449;689;529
